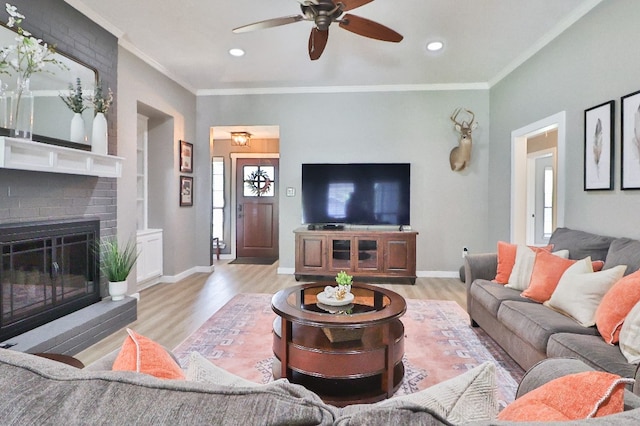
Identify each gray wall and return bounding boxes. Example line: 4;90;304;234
117;49;197;281
0;0;118;243
196;90;490;273
489;0;640;245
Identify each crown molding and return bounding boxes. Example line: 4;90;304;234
197;82;489;97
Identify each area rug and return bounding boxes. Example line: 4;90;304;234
227;257;278;265
173;293;524;407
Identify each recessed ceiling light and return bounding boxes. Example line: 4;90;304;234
229;48;245;57
426;41;444;52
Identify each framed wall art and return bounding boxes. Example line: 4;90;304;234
584;100;614;191
180;140;193;173
180;176;193;206
621;90;640;189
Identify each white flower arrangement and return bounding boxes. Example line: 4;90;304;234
0;3;66;80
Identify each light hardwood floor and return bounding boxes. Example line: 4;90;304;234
75;260;466;366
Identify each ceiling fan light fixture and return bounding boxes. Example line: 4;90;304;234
426;41;444;52
229;48;245;57
230;131;252;146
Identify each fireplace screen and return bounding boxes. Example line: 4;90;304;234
0;219;100;342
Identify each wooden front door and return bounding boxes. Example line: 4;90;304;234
236;158;279;258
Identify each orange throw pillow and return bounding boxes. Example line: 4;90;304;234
522;250;576;303
498;371;632;421
494;242;553;284
494;241;517;284
112;328;185;380
596;269;640;344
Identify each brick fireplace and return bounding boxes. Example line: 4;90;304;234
0;219;100;342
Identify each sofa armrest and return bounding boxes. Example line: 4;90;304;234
464;253;497;316
464;253;497;285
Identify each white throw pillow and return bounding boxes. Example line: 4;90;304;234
186;351;261;387
506;246;567;291
376;361;498;423
619;301;640;363
545;261;627;327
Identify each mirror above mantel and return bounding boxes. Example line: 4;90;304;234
0;23;98;150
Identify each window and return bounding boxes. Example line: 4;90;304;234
543;166;554;237
212;157;224;242
243;165;275;197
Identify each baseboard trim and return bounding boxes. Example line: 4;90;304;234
160;265;215;284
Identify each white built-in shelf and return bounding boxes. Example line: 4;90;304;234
0;136;123;178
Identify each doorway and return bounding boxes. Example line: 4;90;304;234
235;157;279;260
511;112;566;245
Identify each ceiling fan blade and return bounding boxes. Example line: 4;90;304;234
308;27;329;60
338;14;403;42
232;15;305;33
339;0;374;12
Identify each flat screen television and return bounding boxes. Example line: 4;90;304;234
301;163;410;226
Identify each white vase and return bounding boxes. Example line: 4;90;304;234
108;280;127;301
9;77;33;140
70;112;85;143
91;112;108;155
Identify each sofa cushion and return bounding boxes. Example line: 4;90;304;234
498;371;632;421
547;333;638;380
470;280;535;317
497;301;600;353
0;349;335;426
604;238;640;275
548;227;615;261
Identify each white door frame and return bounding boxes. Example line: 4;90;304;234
511;111;566;244
230;153;280;258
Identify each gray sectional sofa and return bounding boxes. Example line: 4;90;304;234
465;227;640;387
1;348;640;424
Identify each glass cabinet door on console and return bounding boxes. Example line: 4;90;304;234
355;238;379;273
329;238;351;271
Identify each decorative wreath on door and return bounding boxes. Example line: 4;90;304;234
245;169;272;196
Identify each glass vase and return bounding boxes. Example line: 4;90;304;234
9;77;34;140
0;79;8;129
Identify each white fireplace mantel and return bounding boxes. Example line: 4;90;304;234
0;136;123;178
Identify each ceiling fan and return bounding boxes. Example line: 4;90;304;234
232;0;403;60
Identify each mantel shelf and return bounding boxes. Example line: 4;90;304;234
0;137;123;178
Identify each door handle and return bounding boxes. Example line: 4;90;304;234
238;204;243;218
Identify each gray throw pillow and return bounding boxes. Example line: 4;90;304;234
549;228;615;261
603;238;640;275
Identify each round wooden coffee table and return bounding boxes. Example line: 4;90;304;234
271;282;406;406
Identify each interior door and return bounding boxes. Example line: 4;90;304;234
528;154;555;245
236;158;279;259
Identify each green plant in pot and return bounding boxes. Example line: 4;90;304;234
99;237;138;301
335;270;353;297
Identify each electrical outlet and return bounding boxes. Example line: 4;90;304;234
286;187;296;197
462;247;469;258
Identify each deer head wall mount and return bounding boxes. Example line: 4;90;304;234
449;108;477;172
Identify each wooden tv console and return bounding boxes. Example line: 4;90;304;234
294;228;417;284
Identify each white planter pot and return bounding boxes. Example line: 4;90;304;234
70;112;85;143
91;112;108;155
108;280;127;301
